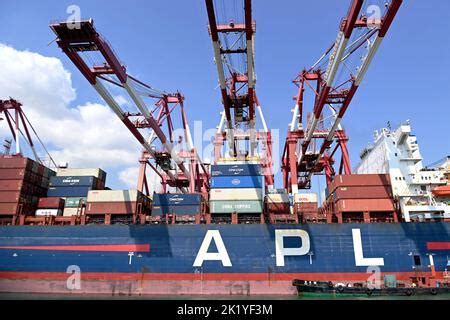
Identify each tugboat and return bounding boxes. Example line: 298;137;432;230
293;277;450;297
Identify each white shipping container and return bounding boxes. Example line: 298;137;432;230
294;193;318;203
87;189;142;202
57;168;104;180
63;207;81;217
209;188;263;201
35;209;62;216
266;193;290;203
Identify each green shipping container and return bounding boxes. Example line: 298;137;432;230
210;200;263;214
64;197;87;208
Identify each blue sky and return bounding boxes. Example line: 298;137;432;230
1;0;449;193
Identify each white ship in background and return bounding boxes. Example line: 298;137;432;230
355;121;450;222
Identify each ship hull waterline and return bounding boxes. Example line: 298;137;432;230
0;223;449;295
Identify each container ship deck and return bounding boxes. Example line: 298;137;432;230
1;0;449;296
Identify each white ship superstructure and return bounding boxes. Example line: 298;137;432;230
355;122;449;221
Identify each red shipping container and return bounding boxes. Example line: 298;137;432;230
0;180;23;191
295;202;318;210
0;168;26;180
335;198;395;212
302;211;320;216
37;197;65;209
329;174;391;193
86;202;150;215
0;156;31;169
266;203;290;213
0;203;19;215
0;202;37;215
0;191;21;202
332;186;393;200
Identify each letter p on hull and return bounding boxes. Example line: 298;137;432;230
275;229;310;267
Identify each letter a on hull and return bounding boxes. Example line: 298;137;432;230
193;230;232;267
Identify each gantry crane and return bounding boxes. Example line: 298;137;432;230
0;98;56;167
205;0;274;189
282;0;402;193
50;20;209;194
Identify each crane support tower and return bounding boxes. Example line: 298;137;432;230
205;0;274;189
282;0;402;193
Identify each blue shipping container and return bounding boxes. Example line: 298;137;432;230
47;186;93;198
152;205;200;216
50;176;97;187
211;164;262;176
210;175;264;189
153;193;202;206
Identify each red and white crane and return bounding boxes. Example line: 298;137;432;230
205;0;274;189
50;20;209;194
282;0;402;193
0;98;56;167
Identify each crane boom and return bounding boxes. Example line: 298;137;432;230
50;20;209;193
205;0;274;188
283;0;402;193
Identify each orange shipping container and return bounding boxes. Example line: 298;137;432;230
335;198;395;212
266;203;290;213
332;186;393;200
86;202;151;215
329;174;391;193
0;157;31;169
0;180;23;191
0;191;21;202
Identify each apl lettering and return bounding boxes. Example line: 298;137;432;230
193;228;384;267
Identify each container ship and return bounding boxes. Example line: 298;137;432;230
1;0;449;296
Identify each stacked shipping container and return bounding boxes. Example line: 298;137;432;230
152;193;202;216
49;168;106;216
0;156;55;220
294;193;320;222
48;176;103;197
265;190;290;214
85;190;151;224
36;197;65;216
324;174;397;223
209;164;264;214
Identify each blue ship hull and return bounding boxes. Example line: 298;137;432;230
0;223;448;295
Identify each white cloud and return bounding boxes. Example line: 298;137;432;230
119;166;163;194
118;166;140;189
0;44;75;117
0;44;150;190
